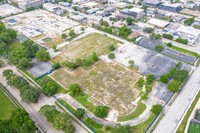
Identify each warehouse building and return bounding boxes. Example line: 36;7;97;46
141;0;161;8
148;18;169;28
158;3;182;12
120;8;144;19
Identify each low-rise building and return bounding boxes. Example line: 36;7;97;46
86;8;99;14
175;26;200;44
82;1;98;8
120;8;144;19
104;6;116;12
43;3;66;15
115;2;128;8
17;0;44;10
148;18;169;28
127;31;140;39
141;0;161;7
158;3;182;12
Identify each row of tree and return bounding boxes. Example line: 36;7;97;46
3;69;41;103
65;52;98;69
0;109;36;133
39;105;75;133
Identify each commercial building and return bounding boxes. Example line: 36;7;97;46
104;6;116;12
148;18;169;28
141;0;161;7
175;26;200;44
17;0;44;10
86;8;99;14
158;3;182;12
82;2;98;8
115;2;128;8
120;8;144;19
43;3;66;15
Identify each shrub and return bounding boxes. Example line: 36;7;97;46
52;63;61;69
61;33;67;39
109;45;116;51
151;104;162;115
162;34;173;40
105;125;111;131
128;60;134;66
108;53;115;59
166;42;172;47
155;45;164;52
65;61;77;69
143;27;154;33
175;38;188;44
94;106;108;118
136;78;144;88
173;70;188;82
75;108;85;118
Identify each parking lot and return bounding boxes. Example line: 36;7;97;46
0;4;23;17
2;9;79;48
27;59;53;77
103;43;191;79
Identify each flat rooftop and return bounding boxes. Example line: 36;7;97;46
176;26;200;36
129;7;144;13
148;18;169;27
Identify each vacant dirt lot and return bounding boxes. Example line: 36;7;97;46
51;60;141;115
55;33;123;62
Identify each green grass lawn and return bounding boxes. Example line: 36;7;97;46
37;75;68;94
70;93;96;114
117;100;146;122
6;39;23;52
59;99;76;113
131;113;156;133
188;122;200;133
0;89;16;120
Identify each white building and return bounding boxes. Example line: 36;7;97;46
120;8;144;19
17;0;44;10
148;18;169;28
82;2;98;8
176;26;200;44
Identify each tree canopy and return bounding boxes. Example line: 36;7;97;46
173;70;188;82
151;104;163;115
42;80;58;96
146;74;155;84
75;108;85;118
68;83;82;96
35;49;50;61
155;45;164;52
111;123;131;133
167;80;181;92
17;58;32;69
22;40;39;58
94;105;108;118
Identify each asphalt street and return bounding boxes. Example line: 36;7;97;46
0;61;87;133
153;66;200;133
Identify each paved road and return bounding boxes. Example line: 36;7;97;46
0;61;87;133
153;66;200;133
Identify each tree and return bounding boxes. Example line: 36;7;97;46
0;42;7;54
52;45;57;51
7;29;17;39
0;120;11;133
42;81;58;96
118;26;131;38
80;27;85;31
126;17;134;25
150;33;161;40
108;53;115;59
39;4;43;9
53;112;75;133
17;58;32;69
20;86;41;103
72;6;78;11
69;30;76;37
141;5;148;10
94;106;108;118
35;49;50;61
39;105;60;123
136;77;144;88
0;23;5;32
0;60;4;68
111;123;131;133
105;125;111;131
169;67;177;74
22;40;39;58
167;80;181;92
75;108;85;118
3;69;13;79
68;83;82;96
140;91;148;100
9;109;36;133
155;45;164;52
109;45;116;51
151;104;162;115
6;50;24;65
76;58;83;66
61;33;67;39
52;63;61;69
160;75;168;83
167;42;172;47
128;60;134;66
146;74;155;84
173;70;188;82
143;27;154;33
92;52;98;61
162;33;173;40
